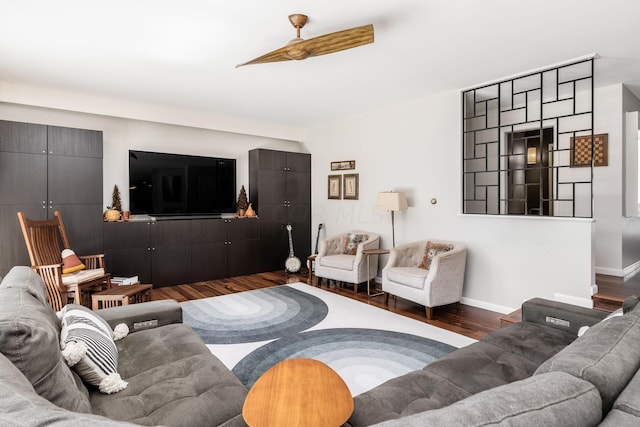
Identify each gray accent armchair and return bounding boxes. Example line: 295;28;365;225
382;240;467;319
315;231;380;293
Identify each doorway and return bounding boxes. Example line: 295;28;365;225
506;128;554;215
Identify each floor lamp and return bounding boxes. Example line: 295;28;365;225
377;191;408;247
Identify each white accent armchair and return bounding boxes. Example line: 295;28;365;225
315;231;380;293
382;240;467;319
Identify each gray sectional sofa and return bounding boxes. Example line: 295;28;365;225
0;266;247;426
2;264;640;426
350;297;640;426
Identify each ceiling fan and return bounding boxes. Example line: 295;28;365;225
236;14;374;68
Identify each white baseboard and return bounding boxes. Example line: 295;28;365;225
623;260;640;278
459;297;515;315
554;293;593;308
596;266;624;277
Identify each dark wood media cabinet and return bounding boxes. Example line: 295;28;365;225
104;217;267;287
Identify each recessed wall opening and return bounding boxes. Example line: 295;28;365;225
506;128;554;215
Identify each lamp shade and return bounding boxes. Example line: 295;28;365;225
377;192;408;211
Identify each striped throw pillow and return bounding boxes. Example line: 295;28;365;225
59;304;128;394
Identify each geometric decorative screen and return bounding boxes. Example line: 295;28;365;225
462;57;594;217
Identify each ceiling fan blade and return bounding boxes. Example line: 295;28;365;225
236;44;297;68
302;24;374;57
236;23;374;68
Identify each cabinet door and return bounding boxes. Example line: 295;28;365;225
255;149;287;171
288;204;311;258
151;221;192;286
0;204;46;276
0;152;47;205
152;245;192;287
286;152;311;172
0;133;48;275
191;219;228;281
47;126;103;158
227;218;260;276
257;169;287;205
286;171;311;205
0;120;47;154
55;204;105;258
257;205;288;272
103;222;152;283
47;125;104;255
48;156;102;205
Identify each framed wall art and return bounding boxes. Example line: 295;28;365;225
331;160;356;171
570;133;608;167
328;175;342;199
343;173;359;200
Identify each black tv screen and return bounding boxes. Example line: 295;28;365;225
129;150;236;216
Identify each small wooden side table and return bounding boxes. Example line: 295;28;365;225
242;358;353;427
307;254;317;281
92;283;153;310
362;248;389;297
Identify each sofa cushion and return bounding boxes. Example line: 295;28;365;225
481;321;577;366
599;363;640;425
60;304;128;394
0;265;51;307
0;267;92;413
385;267;428;290
417;241;452;270
350;321;575;426
319;254;355;270
0;352;135;426
91;323;248;426
535;309;640;412
370;372;602;427
342;233;368;255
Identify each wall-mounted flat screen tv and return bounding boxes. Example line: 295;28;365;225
129;150;236;216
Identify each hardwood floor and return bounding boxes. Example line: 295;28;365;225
151;270;503;340
593;273;640;311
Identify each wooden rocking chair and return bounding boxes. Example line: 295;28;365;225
17;210;111;310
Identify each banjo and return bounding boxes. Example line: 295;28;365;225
285;224;301;273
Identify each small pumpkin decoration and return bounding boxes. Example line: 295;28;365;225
104;206;120;222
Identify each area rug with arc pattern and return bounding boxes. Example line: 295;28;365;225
182;282;475;396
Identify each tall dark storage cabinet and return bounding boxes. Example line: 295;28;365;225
0;120;103;276
249;149;311;272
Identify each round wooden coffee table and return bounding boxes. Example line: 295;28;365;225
242;358;353;427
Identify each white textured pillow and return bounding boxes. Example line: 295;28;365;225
59;304;128;394
577;308;623;337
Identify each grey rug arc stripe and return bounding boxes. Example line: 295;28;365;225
232;327;457;389
182;286;328;344
182;284;467;396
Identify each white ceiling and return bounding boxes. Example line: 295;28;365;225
1;0;639;131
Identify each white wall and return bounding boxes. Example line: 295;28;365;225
0;102;307;210
307;90;596;312
590;85;625;276
622;87;640;272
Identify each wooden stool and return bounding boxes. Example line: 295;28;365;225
92;284;152;310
